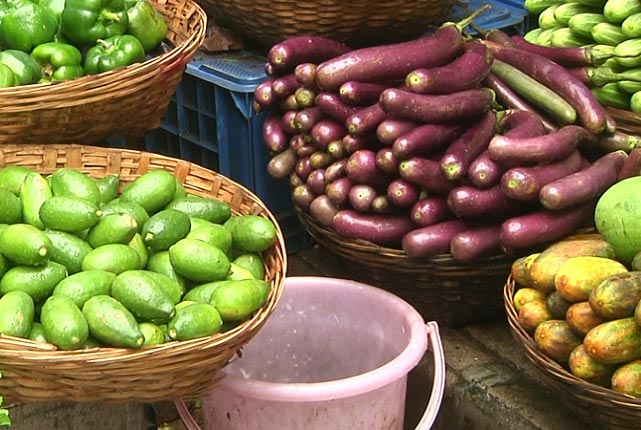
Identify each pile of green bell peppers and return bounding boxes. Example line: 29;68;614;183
0;0;168;87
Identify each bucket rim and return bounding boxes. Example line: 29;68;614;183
212;276;430;403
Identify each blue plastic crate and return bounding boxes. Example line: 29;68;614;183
449;0;529;35
109;51;312;253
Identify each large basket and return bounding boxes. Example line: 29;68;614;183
297;209;513;327
197;0;456;48
0;144;287;404
504;276;641;430
0;0;206;145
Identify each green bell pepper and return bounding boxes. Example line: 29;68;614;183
84;34;145;75
0;49;41;85
60;0;129;46
31;42;84;82
39;0;64;23
0;63;16;87
126;0;167;52
0;0;58;52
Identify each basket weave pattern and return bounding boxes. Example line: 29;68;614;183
297;209;512;327
0;144;287;404
504;277;641;430
199;0;455;47
0;0;206;145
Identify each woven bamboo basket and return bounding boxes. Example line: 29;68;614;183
297;209;513;327
0;144;287;404
0;0;206;145
504;276;641;430
197;0;456;48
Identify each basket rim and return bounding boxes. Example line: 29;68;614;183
0;143;286;363
503;276;641;408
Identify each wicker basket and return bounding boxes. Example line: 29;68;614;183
0;144;287;404
504;277;641;430
0;0;206;145
297;209;513;327
197;0;456;48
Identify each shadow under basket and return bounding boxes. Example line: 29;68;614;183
297;209;513;327
504;276;641;430
0;144;287;404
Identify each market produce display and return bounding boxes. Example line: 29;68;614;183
510;176;641;397
0;165;277;350
0;0;168;85
522;0;641;113
257;13;639;263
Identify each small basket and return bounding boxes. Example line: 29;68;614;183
0;144;287;404
504;276;641;430
197;0;456;48
297;209;513;327
0;0;206;145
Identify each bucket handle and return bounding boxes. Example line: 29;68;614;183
415;321;446;430
174;320;447;430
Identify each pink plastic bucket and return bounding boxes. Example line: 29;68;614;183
176;276;445;429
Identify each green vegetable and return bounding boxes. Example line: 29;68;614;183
60;0;129;46
126;0;167;51
0;63;16;87
31;42;84;82
39;0;65;22
0;0;58;52
0;49;42;85
84;34;145;74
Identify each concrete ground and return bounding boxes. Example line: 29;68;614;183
0;243;588;430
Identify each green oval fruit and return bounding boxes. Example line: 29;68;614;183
40;295;89;350
145;250;189;293
128;233;149;268
50;167;102;206
0;261;68;302
100;200;149;232
39;195;101;232
595;176;641;264
0;165;33;195
87;213;138;248
44;229;93;274
82;295;144;348
142;208;191;251
0;290;34;337
232;253;265;280
167;302;223;341
169;238;231;283
0;187;21;224
28;321;48;343
111;270;175;322
94;174;120;205
120;169;176;214
82;244;143;274
183;280;233;303
209;278;270;322
20;171;52;230
186;223;232;255
226;214;277;253
0;223;52;266
165;195;231;224
52;270;116;308
138;322;165;346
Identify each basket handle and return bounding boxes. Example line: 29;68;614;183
414;321;446;430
